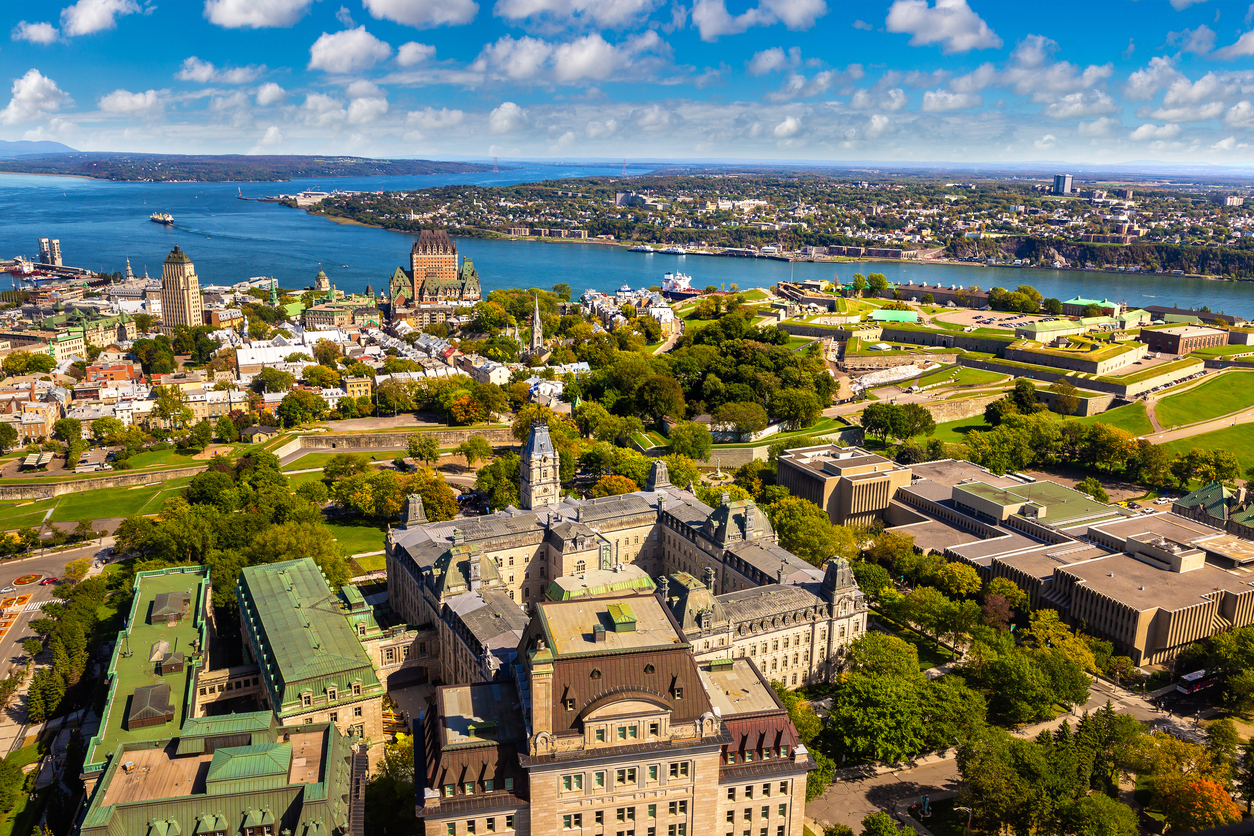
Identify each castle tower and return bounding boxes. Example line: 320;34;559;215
159;246;203;332
410;229;458;299
530;291;544;354
314;269;330;293
520;421;560;510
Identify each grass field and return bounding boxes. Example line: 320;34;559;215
1075;401;1154;436
931;415;991;444
916;365;1007;388
786;337;816;350
49;477;194;523
711;416;845;448
0;499;58;531
1161;423;1254;472
1155;372;1254;428
122;447;205;469
325;518;389;557
352;554;386;573
280;450;404;472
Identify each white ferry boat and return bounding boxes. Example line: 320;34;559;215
150;212;174;225
628;244;655;252
660;246;686;255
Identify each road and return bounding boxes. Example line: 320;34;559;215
1142;403;1254;444
806;676;1203;830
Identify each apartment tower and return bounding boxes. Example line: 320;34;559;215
159;246;203;332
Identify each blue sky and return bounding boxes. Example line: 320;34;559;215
2;0;1254;163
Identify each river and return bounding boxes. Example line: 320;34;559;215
1;166;1252;317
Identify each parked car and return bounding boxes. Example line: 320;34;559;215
0;586;16;593
39;577;57;585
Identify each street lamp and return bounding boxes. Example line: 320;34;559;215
955;807;973;836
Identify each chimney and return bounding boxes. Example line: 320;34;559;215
703;566;716;590
777;559;787;585
529;644;554;739
658;575;670;602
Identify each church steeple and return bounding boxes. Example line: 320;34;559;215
530;291;543;354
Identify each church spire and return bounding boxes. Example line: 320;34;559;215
530;291;543;353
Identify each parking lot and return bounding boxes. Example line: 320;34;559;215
930;309;1052;330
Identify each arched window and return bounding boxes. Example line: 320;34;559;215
590;669;602;680
575;560;586;573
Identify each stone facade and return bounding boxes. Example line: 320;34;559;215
159;246;204;332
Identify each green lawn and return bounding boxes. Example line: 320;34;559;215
280;450;401;472
324;518;389;557
50;478;193;523
122;447;204;469
916;365;1008;388
873;612;956;671
0;499;58;531
1155;371;1254;428
0;783;47;836
1189;344;1254;358
786;337;816;351
931;415;991;444
711;416;845;448
352;554;386;573
1161;423;1254;473
1074;401;1154;436
287;470;326;489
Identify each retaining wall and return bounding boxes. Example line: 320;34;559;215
920;393;1006;424
705;426;864;467
878;326;1016;354
0;465;208;501
297;427;517;449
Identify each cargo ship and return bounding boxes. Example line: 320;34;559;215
661;271;700;300
150;212;174;225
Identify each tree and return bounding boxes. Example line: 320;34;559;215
920;676;987;750
153;385;193;430
1075;476;1110;503
53;418;82;444
277;390;328;427
62;558;89;583
833;673;925;763
1048;378;1080;415
861;402;895;442
313;339;342;367
766;496;859;566
985;576;1027;609
860;813;908;836
851;274;867;296
844;632;920;680
188;419;213;451
865;530;916;576
408;434;440;466
1236;739;1254;813
984;651;1055;723
91;416;125;445
1057;794;1138;836
661;454;700;491
931;561;982;598
1205;717;1242;768
304;364;340;388
668;420;713;460
476;452;521;510
770;388;823;430
1160;778;1241;833
455;436;492;469
867;273;889;294
215;415;239;443
893;403;936;439
589;474;638;498
244;521;351;590
1010;379;1043;414
21;639;40;658
252;366;296;394
713;402;770;436
635;376;686;424
0;423;15;454
1043;297;1064;315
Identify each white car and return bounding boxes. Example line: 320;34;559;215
0;586;15;593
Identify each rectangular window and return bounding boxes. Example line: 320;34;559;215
668;801;687;816
648;805;657;819
444;785;455;797
649;722;660;736
745;786;754;799
505;778;514;791
354;706;363;717
617;768;636;785
648;765;659;782
778;805;786;818
562;776;572;791
779;782;787;795
447;826;455;836
595;772;605;788
564;698;576;711
778;828;786;836
564;815;573;830
628;726;638;739
487;819;496;833
674;687;683;700
596;729;606;743
596;813;604;826
743;811;752;822
727;788;736;802
467;822;476;835
352;683;361;696
330;712;338;722
505;816;514;830
726;812;735;824
617;808;636;823
464;783;474;795
484;780;494;792
761;807;769;820
618;726;627;741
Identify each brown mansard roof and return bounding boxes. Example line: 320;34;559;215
413;229;457;255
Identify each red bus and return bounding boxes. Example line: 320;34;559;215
1177;670;1219;694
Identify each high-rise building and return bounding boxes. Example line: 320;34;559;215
520;421;561;510
411;229;459;286
159;245;203;332
388;229;482;307
38;238;62;266
1053;174;1073;195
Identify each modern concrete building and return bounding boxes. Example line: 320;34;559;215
1053;174;1073;196
775;445;913;528
159;246;204;332
416;595;813;836
1139;324;1229;355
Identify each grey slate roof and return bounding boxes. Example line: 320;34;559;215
718;584;825;623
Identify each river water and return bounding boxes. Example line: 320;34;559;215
2;166;1253;317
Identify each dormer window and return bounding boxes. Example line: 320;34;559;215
352;682;362;696
301;693;312;707
328;688;337;702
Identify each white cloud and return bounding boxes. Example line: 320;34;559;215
773;115;801;137
12;22;60;44
1078;116;1120;137
747;47;790;76
308;27;393;74
407;107;464;132
921;89;981;111
302;93;348;127
631;103;675;129
60;0;140;37
397;42;436;66
691;0;828;42
0;70;70;125
98;88;162;115
1170;0;1207;8
1034;134;1056;149
336;5;356;26
1216;31;1254;59
1212;135;1236;150
204;0;315;28
363;0;480;28
346;80;384;98
472;31;666;84
257;125;285;146
256;82;287;105
849;88;907;110
585;118;618;137
852;19;871;30
1226;100;1254;128
488;101;528;132
949;63;996;94
493;0;660;29
1001;36;1111;102
1124;57;1180;102
176;57;265;84
884;0;1001;54
1043;91;1117;119
766;70;840;102
347;96;389;124
1150;102;1225;122
1130;122;1181;141
864;113;891;138
1167;25;1215;55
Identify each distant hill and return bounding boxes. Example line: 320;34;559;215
0;152;490;182
0;140;76;158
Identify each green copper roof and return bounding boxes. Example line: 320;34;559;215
207;743;291;783
164;246;191;264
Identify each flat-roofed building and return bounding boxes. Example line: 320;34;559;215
416;596;813;836
776;445;913;528
1139;324;1229;355
237;558;387;766
79;711;365;836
